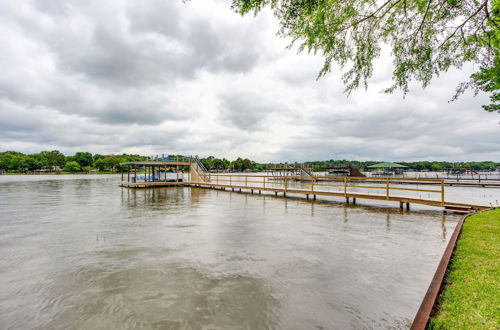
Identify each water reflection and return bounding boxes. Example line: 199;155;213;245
441;214;448;241
42;262;280;330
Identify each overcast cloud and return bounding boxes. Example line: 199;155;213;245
0;0;498;161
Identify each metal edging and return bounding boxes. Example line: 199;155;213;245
410;208;495;329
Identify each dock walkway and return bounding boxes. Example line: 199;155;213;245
120;173;489;212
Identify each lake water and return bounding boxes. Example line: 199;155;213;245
0;175;462;329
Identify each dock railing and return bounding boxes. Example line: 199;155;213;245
198;174;446;206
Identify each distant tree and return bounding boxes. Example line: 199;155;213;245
29;153;48;170
200;157;214;170
64;161;81;172
103;156;120;172
93;154;104;166
232;0;500;111
94;158;106;171
40;150;65;170
0;151;23;171
82;166;92;173
74;152;93;167
431;162;444;171
231;157;255;171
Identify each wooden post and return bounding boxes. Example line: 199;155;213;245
121;170;124;182
127;168;130;182
343;178;347;197
245;176;248;187
263;176;265;189
441;181;445;206
230;176;232;186
386;178;390;200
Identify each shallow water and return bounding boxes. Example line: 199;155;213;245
0;175;461;329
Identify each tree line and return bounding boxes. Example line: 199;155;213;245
0;150;498;173
304;160;499;172
199;156;265;172
199;157;499;172
0;150;146;173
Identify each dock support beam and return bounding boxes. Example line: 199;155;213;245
353;198;356;205
346;197;350;204
400;202;404;209
406;202;410;210
313;195;316;200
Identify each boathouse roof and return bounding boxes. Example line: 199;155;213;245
367;162;407;169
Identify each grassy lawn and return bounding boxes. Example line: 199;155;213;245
428;208;500;329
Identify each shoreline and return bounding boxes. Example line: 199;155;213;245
411;208;499;329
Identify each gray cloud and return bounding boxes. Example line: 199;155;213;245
219;92;287;131
0;0;263;128
0;0;498;161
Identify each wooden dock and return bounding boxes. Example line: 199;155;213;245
119;169;489;212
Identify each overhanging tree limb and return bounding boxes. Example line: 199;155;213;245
230;0;499;112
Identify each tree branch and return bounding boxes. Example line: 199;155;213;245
417;0;433;39
353;0;397;25
484;1;500;30
379;0;403;19
439;1;487;48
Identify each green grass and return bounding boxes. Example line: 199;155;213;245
428;208;500;329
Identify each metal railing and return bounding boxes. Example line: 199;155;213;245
197;174;446;206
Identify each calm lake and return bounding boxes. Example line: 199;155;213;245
0;175;462;329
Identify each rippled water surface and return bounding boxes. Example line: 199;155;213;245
0;175;461;329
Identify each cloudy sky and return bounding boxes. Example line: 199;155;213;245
1;0;498;162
